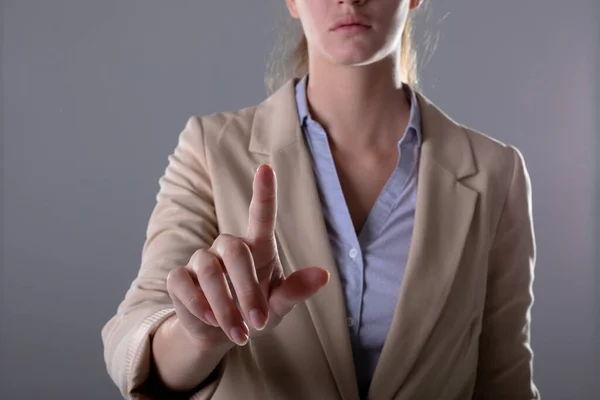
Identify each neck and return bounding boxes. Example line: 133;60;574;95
305;56;411;152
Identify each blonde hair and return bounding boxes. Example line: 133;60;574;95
266;13;418;93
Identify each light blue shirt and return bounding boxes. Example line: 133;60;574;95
295;75;422;399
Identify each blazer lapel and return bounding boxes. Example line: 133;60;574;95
369;93;479;399
249;80;360;400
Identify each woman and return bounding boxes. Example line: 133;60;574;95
102;0;540;399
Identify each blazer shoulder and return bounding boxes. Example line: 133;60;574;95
416;92;525;183
461;124;512;157
459;124;526;180
188;104;259;145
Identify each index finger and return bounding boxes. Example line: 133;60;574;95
246;164;277;243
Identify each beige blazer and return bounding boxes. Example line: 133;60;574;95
102;79;540;400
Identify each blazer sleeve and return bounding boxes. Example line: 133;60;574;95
472;146;541;400
101;116;221;399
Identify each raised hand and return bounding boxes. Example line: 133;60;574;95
166;164;330;351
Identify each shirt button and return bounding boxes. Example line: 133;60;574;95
349;248;358;259
347;317;355;327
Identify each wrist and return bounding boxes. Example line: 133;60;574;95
152;315;233;393
167;316;235;357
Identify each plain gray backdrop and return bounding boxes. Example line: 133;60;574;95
1;1;599;399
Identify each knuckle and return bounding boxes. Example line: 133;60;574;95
166;267;187;290
196;255;223;282
255;182;276;202
250;203;272;224
221;238;250;262
182;293;204;312
233;284;259;305
211;234;229;249
213;234;248;258
189;248;210;268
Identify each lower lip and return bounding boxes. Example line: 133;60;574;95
333;24;370;33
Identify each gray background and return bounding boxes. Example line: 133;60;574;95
1;0;598;399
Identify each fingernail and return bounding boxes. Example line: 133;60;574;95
205;311;219;327
249;309;267;330
231;326;249;346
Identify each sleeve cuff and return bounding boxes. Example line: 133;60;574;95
125;308;176;396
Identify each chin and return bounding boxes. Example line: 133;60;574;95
320;38;390;67
326;48;381;67
331;54;387;68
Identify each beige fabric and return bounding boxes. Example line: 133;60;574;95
101;79;540;400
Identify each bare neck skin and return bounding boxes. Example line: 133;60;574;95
305;55;412;155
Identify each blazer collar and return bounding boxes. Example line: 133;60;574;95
248;80;302;155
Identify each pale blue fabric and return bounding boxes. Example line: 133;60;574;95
295;74;422;398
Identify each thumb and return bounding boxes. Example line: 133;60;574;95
268;267;330;318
